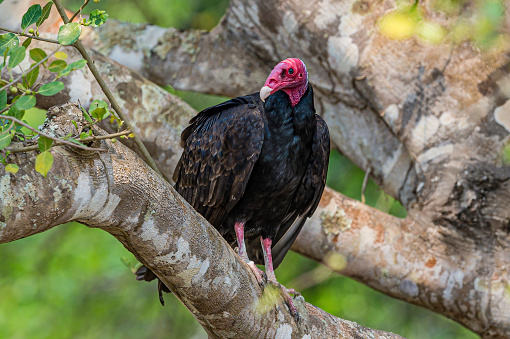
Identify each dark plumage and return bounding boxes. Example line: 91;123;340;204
137;58;330;315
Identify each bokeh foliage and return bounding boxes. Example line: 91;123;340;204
0;0;485;338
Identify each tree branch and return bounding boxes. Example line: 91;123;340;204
0;102;403;339
294;187;510;337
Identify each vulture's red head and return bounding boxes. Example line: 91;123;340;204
260;58;308;106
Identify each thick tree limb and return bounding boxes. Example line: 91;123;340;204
294;187;510;337
0;103;402;339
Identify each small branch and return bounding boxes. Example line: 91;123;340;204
52;0;163;178
6;129;132;153
0;115;105;152
0;26;60;44
69;0;90;22
361;167;371;204
0;45;62;92
80;129;132;142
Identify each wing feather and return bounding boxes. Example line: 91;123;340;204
173;94;265;227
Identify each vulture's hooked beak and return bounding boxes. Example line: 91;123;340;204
260;86;272;102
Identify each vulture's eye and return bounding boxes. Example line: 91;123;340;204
288;68;294;75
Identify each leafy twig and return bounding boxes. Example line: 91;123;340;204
0;26;60;45
52;0;163;177
0;115;105;152
80;129;132;141
7;129;131;153
69;0;90;22
0;45;62;92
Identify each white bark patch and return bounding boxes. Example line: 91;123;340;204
443;270;464;301
68;70;93;107
71;172;108;219
439;111;455;126
177;267;201;288
282;11;298;35
53;186;62;204
302;335;312;339
339;14;363;36
140;218;170;251
314;3;340;30
384;104;400;132
313;0;351;30
275;324;293;338
474;277;489;292
410;114;440;150
231;1;260;29
417;144;454;166
494;99;510;133
327;36;359;75
89;194;121;224
192;258;210;284
22;182;38;202
136;25;166;51
109;46;144;74
0;174;25;219
359;226;376;253
156;236;190;264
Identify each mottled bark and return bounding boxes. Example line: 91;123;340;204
0;103;402;339
1;0;510;337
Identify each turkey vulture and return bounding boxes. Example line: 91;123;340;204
137;58;330;317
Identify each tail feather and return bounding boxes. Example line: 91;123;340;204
135;265;171;305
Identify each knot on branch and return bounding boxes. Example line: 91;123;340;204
441;163;510;232
40;102;85;139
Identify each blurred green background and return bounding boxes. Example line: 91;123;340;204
0;0;480;338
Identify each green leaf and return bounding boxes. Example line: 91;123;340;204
7;105;24;120
8;46;26;69
0;132;12;150
0;0;4;4
87;9;109;27
37;81;64;96
35;151;53;177
58;59;87;77
89;99;110;121
80;131;88;139
38;135;53;152
81;108;93;123
22;37;32;49
37;1;53;27
89;107;106;121
29;48;47;63
1;49;7;68
47;60;66;72
0;33;19;54
0;90;6;110
25;64;39;88
57;22;82;45
14;95;36;110
54;51;67;60
21;4;42;31
5;164;19;174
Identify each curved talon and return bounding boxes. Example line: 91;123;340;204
285;288;301;297
265;280;300;321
